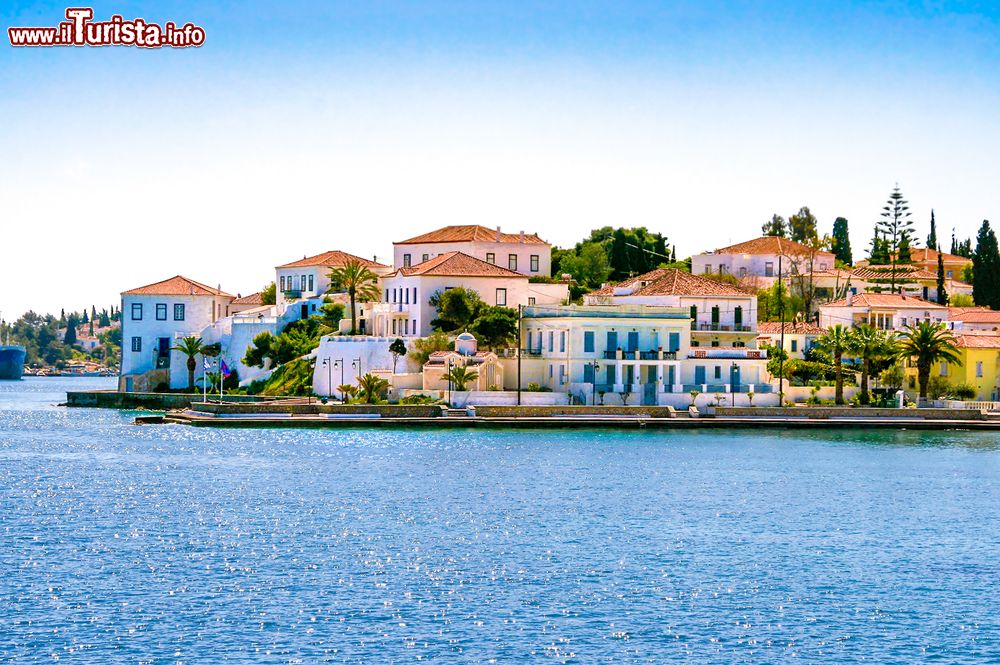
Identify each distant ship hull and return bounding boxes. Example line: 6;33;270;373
0;346;26;380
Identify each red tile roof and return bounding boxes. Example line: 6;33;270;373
122;275;233;297
954;332;1000;348
232;292;263;305
395;225;548;245
588;268;754;298
948;308;1000;323
851;265;939;280
398;251;525;278
904;247;973;264
822;293;945;309
710;236;835;257
276;250;387;269
757;321;825;335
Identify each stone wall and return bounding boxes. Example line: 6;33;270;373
715;406;985;420
472;405;679;418
195;402;443;417
67;391;289;409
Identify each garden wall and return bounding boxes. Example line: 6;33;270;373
715;406;985;420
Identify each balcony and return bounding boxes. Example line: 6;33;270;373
520;348;543;358
603;350;679;361
687;348;767;360
282;289;302;300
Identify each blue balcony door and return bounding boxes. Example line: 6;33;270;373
667;366;676;386
583;363;595;383
607;331;618;352
694;366;706;385
627;331;639;352
668;332;680;353
730;364;741;391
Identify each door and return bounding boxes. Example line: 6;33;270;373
667;366;676;389
668;332;680;354
643;381;656;405
583;363;595;384
730;364;741;392
734;306;743;330
627;331;639;352
711;306;720;330
301;304;309;319
694;366;706;385
156;338;170;369
607;331;618;353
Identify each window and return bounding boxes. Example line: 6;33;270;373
308;275;314;292
156;304;167;321
404;320;409;335
560;331;566;353
422;254;429;262
413;288;417;303
403;254;411;268
791;339;798;352
131;336;142;352
385;289;389;302
584;331;595;353
528;297;536;305
131;303;143;320
940;362;948;377
765;262;774;277
392;319;397;335
977;361;983;378
508;254;517;271
559;365;565;385
739;267;747;277
548;331;554;352
280;276;286;291
173;304;185;321
714;366;722;379
486;253;495;265
404;288;409;305
703;264;712;274
496;288;507;306
527;331;533;351
301;274;307;289
530;255;539;272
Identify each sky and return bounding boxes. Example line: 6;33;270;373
1;0;999;320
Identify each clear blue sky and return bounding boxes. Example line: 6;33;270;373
2;1;998;318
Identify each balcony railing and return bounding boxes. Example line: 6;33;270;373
282;289;302;300
520;349;543;358
693;323;754;333
687;348;767;360
603;350;679;361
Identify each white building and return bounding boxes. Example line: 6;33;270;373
584;268;760;348
275;250;391;308
947;307;1000;332
692;236;836;284
368;251;568;338
756;321;824;359
119;275;234;392
818;293;949;330
517;304;774;406
393;225;552;277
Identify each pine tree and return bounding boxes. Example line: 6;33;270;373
868;229;890;264
761;214;787;237
831;217;852;266
897;233;913;264
927;210;938;249
936;250;948;304
788;207;819;243
877;184;915;292
973;220;1000;310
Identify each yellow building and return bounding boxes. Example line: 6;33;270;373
905;332;1000;401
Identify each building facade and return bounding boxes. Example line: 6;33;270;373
818;293;948;330
275;250;390;307
393;225;552;277
692;236;836;284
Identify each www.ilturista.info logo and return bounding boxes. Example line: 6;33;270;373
8;7;205;48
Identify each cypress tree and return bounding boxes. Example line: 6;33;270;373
973;220;1000;310
81;309;89;324
897;233;913;264
951;229;957;255
831;217;852;266
64;316;78;346
927;210;937;249
936;250;948;304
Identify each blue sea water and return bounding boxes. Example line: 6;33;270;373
2;378;1000;662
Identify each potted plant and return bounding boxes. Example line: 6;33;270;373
746;391;754;406
689;389;700;408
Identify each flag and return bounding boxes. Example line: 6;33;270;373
220;359;231;379
203;358;212;370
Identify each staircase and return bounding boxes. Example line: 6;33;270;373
444;408;469;418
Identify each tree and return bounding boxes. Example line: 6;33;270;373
443;364;479;391
170;336;205;391
99;309;111;327
867;229;890;264
261;281;277;306
817;324;851;404
355;373;390;403
876;185;915;293
927;209;938;249
896;322;961;403
81;309;89;324
973;220;1000;310
389;338;407;373
317;300;345;331
950;293;975;307
848;324;891;405
896;233;913;264
761;214;787;237
788;206;818;243
411;331;452;365
327;260;380;334
831;217;852;266
469;306;519;350
936;250;948;305
63;315;78;346
430;287;483;332
558;242;611;288
788;235;831;318
243;331;275;368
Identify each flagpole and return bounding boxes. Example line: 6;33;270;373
203;358;208;404
219;359;224;402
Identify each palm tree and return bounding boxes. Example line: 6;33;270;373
327;260;381;335
896;322;961;404
817;324;851;404
170;336;204;391
443;364;479;392
848;324;892;405
355;373;390;404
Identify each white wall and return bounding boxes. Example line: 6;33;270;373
312;336;423;396
692;251;835;279
393;239;551;276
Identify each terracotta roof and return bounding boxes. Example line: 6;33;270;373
122;275;233;297
398;251;525;278
276;250;387;269
949;308;1000;323
232;292;263;305
588;269;754;298
851;265;938;280
822;293;946;309
757;321;825;335
395;225;548;245
905;247;972;264
954;333;1000;348
710;236;835;257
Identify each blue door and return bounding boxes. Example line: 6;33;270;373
730;364;741;391
694;366;706;385
627;331;639;352
583;363;594;383
668;332;680;353
607;331;618;353
667;366;676;388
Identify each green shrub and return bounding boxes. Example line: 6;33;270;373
950;383;978;400
400;394;442;405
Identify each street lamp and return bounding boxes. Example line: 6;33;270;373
447;357;454;407
321;358;332;399
731;361;738;406
590;360;601;405
351;357;362;379
332;358;345;400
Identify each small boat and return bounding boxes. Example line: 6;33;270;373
0;345;26;380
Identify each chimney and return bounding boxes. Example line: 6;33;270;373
496;226;501;242
846;292;853;306
519;230;525;244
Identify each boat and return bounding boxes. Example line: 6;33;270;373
0;345;26;380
